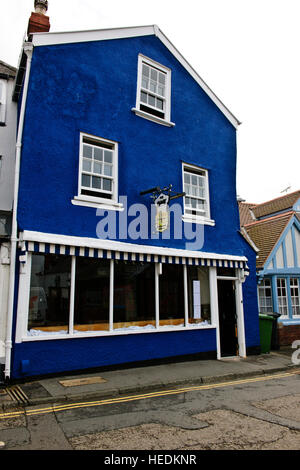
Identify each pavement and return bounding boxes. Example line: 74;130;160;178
0;347;299;411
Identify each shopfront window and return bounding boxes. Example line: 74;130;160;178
159;264;185;327
26;253;217;338
187;266;211;325
74;257;110;332
113;261;155;330
28;254;71;334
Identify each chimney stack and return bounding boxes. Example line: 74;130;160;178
27;0;50;36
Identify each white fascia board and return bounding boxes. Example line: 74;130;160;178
21;230;247;262
153;26;240;129
31;25;156;47
31;24;240;129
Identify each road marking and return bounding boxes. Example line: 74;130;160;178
0;370;298;421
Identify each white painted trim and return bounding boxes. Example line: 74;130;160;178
182;215;215;226
135;53;172;124
183;264;189;326
32;25;156;47
31;25;240;128
15;253;32;344
21;324;217;343
21;230;248;263
109;259;114;331
131;108;175;127
68;256;76;335
235;277;246;357
209;266;220;359
72;196;124;211
182;162;213;223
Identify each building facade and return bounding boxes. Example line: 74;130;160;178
240;191;300;346
3;15;260;380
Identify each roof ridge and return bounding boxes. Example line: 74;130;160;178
244;210;295;227
253;189;300;209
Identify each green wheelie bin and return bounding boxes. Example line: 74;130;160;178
259;313;274;353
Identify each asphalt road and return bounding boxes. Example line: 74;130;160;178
1;371;300;454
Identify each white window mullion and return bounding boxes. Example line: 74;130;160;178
109;259;114;331
68;255;76;335
155;263;160;329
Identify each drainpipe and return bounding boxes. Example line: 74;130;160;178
4;42;33;381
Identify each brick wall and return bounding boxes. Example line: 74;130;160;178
278;324;300;346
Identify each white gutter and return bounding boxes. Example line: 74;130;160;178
4;42;33;380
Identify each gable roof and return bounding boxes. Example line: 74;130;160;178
244;212;296;269
238;201;257;226
29;24;240;129
251;189;300;219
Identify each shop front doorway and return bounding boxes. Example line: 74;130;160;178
217;279;238;357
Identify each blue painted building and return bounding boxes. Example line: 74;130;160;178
4;18;260;380
240;191;300;346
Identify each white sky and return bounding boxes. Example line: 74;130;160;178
1;0;299;204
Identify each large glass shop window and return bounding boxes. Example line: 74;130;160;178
113;261;156;330
74;257;110;331
159;264;185;326
187;266;211;325
28;254;71;334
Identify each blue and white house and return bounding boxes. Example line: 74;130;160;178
3;8;260;380
240;191;300;346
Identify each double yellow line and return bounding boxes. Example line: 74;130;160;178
0;371;298;421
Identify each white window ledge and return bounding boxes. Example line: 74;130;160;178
182;214;215;226
131;107;175;127
22;323;216;342
72;195;124;211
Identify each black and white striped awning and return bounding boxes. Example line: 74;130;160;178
19;240;249;270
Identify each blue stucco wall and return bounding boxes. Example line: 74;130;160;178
241;237;260;351
11;328;217;379
10;34;260;379
18;35;243;256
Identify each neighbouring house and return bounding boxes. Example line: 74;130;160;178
239;190;300;346
2;2;260;381
0;60;17;376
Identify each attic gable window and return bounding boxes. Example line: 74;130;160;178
132;54;174;127
72;133;123;211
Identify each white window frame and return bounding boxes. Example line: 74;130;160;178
258;278;273;313
72;133;123;211
290;277;300;317
277;277;288;317
182;162;215;226
0;79;7;124
16;254;218;343
132;54;175;127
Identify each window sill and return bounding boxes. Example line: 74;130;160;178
22;323;216;342
72;195;124;211
131;107;175;127
182;214;215;226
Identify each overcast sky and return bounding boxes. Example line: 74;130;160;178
1;0;299;204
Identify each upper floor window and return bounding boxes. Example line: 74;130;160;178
182;163;214;225
133;55;174;127
0;80;7;125
72;133;122;211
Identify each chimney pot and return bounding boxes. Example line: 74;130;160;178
34;0;48;15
